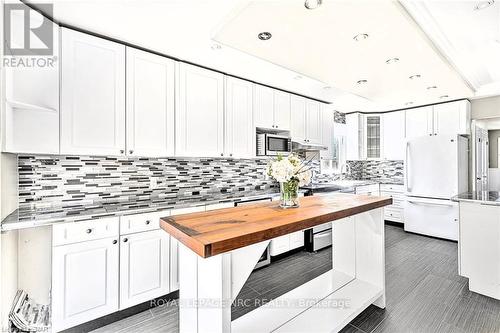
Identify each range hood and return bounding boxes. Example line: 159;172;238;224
292;140;327;151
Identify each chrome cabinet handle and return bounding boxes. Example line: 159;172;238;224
86;228;92;234
220;153;224;156
129;150;134;154
120;149;124;154
145;220;151;225
112;240;117;244
123;238;128;243
230;153;233;157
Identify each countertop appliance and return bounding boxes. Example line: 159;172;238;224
256;133;291;156
235;197;273;269
302;184;354;252
404;135;468;241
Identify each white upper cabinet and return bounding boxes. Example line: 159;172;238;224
3;14;59;154
346;113;363;160
382;111;405;160
254;85;291;130
306;100;322;144
320;105;334;159
176;63;224;157
253;85;275;129
225;77;254;158
290;95;307;142
405;106;433;139
119;229;170;310
432;100;471;136
61;28;126;156
126;48;175;157
273;90;291;130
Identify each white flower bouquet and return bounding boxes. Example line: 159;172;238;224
267;154;313;208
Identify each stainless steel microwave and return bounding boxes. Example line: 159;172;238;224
256;133;292;156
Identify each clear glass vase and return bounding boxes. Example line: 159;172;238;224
280;180;300;208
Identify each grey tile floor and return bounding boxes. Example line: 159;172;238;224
91;225;500;333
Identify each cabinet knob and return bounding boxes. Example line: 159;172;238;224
272;125;275;128
276;125;279;129
129;150;134;154
220;153;224;157
112;240;117;244
230;153;233;157
86;228;92;234
145;220;151;225
120;149;125;154
123;238;128;243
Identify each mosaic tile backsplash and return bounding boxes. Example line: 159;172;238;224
18;155;277;210
347;160;404;183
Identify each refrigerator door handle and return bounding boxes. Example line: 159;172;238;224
405;142;411;193
406;200;455;207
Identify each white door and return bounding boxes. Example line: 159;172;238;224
61;28;126;156
433;101;470;136
382;111;405;160
126;48;175;157
3;13;59;154
306;100;321;144
225;77;254;158
52;237;119;332
176;63;224;157
119;230;170;309
405;106;432;139
290;95;306;142
320;106;334;159
346;113;361;160
253;85;274;129
406;135;458;199
404;197;458;240
273;90;291;130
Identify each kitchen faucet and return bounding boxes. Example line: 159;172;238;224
340;163;351;180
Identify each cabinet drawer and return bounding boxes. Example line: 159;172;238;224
380;184;404;192
355;184;380;195
53;217;119;246
384;208;403;223
380;192;405;208
120;211;168;235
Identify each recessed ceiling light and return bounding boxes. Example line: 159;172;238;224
386;57;400;64
294;75;302;80
427;85;437;90
405;102;414;106
211;43;221;50
258;32;272;41
304;0;322;10
409;74;421;80
356;79;368;85
439;95;449;99
323;86;332;90
353;33;369;42
474;1;494;10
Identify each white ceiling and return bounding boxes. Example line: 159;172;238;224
21;0;500;113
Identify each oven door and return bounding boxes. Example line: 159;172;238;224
266;135;291;155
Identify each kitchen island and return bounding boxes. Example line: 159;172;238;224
161;193;392;333
454;192;500;300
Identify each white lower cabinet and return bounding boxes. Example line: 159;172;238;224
355;184;380;196
52;237;119;332
119;229;170;309
270;231;304;256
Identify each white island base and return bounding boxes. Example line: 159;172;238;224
178;208;385;333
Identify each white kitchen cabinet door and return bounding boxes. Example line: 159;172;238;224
382;111;406;160
52;237;119;332
433;100;471;136
61;28;126;156
320;105;334;160
290;95;307;142
225;77;254;158
273;90;291;130
176;63;224;157
3;13;59;154
405;106;432;139
289;231;304;250
119;230;170;309
126;48;175;157
253;85;274;129
270;235;290;256
346;113;362;160
306;100;322;144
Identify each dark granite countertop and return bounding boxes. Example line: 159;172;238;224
452;192;500;206
1;189;290;231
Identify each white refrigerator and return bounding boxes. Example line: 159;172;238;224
404;135;468;241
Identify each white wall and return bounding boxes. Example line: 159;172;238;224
471;95;500;120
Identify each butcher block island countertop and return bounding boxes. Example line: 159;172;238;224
160;193;392;258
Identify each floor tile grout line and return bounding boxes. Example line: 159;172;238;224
349;322;370;333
